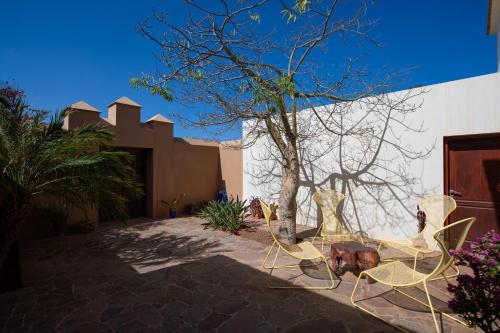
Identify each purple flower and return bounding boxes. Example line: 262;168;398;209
448;230;499;332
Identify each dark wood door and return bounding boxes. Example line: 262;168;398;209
124;148;148;218
446;136;500;241
99;147;148;221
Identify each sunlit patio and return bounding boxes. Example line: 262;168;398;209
0;217;474;332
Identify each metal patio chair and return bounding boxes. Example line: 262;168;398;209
352;217;475;333
260;200;336;289
377;195;458;276
312;189;364;252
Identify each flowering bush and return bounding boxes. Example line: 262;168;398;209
447;229;499;332
249;196;264;218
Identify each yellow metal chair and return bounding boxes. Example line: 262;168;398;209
312;189;364;251
260;200;336;289
377;195;457;275
352;217;475;333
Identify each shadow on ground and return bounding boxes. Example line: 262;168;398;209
0;217;470;332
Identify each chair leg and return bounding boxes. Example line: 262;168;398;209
267;253;336;289
266;246;281;287
312;223;322;244
351;276;471;332
448;263;460;278
423;281;441;333
321;237;325;253
412;252;422;279
262;241;276;269
393;286;471;329
323;256;336;289
429;263;460;282
350;273;409;332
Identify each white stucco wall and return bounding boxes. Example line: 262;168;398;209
243;72;500;243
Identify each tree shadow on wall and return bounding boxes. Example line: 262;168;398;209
247;89;436;238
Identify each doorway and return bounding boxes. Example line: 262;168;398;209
99;147;150;221
444;134;500;242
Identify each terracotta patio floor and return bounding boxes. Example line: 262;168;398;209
0;217;476;332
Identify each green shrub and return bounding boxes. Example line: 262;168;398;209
66;220;96;234
187;201;209;215
198;198;248;233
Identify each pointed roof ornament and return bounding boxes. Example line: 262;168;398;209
70;101;100;112
108;96;141;107
146;114;174;123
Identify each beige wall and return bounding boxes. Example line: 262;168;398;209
19;97;243;241
219;141;243;200
173;138;221;213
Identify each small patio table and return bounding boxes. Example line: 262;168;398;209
330;241;380;274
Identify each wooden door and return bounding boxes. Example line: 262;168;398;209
445;135;500;241
99;147;148;221
124;148;148;218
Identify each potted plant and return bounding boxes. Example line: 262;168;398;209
249;196;264;218
161;193;185;218
269;202;278;220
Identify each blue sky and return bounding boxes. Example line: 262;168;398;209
1;0;496;140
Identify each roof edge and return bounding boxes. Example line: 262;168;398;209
145;114;174;123
70;100;100;113
108;96;141;108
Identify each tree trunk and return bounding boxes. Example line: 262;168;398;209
0;223;19;272
277;146;300;244
0;241;22;293
0;203;29;275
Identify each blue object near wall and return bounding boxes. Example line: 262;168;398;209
217;191;228;202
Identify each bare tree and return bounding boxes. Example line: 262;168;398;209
135;0;398;244
247;88;433;239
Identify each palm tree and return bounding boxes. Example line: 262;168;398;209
0;85;143;272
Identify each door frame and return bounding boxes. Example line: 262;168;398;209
443;132;500;231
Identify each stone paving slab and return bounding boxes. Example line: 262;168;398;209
0;217;477;332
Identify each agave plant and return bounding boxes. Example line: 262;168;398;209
0;85;143;271
198;197;248;233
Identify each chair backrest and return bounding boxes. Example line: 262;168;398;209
428;217;475;280
417;195;457;249
312;189;345;234
260;200;284;247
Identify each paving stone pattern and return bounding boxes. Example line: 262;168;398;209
0;217;477;332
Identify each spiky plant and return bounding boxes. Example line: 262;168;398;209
0;85;143;270
199;198;248;233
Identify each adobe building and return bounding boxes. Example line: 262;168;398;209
62;96;242;224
